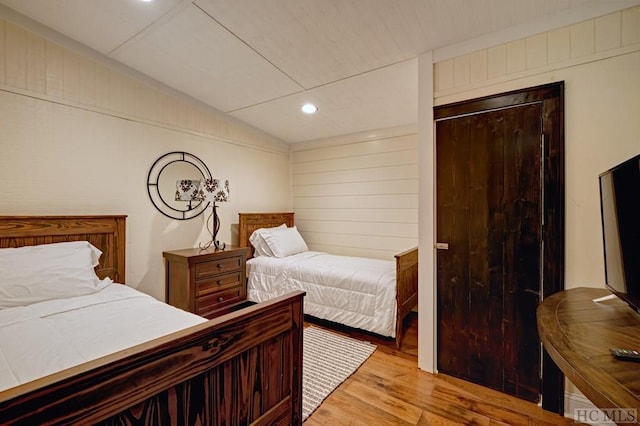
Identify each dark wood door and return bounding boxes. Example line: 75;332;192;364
436;103;543;402
434;82;565;413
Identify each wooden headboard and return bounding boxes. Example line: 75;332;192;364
0;215;126;283
238;212;294;257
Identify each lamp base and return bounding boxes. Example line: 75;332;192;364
199;204;226;251
198;239;226;251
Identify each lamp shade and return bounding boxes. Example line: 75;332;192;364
202;178;230;203
176;179;204;201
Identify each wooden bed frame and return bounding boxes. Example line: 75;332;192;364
238;212;418;348
0;215;304;425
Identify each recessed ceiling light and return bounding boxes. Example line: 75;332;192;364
301;103;318;114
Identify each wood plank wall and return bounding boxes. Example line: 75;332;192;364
434;6;640;100
0;17;287;152
291;130;418;260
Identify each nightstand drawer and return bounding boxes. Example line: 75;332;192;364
197;286;243;315
195;256;242;278
196;271;242;296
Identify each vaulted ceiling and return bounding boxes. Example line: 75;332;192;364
0;0;635;143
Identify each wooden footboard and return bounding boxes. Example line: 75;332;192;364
0;291;305;425
395;246;419;349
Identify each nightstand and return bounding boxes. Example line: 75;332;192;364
163;246;251;319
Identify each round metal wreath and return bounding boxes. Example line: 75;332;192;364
146;151;212;220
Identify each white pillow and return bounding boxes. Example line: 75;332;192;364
0;241;110;308
261;226;309;258
249;224;286;257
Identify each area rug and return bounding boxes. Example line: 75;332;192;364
302;326;377;421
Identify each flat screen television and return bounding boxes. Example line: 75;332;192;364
599;153;640;314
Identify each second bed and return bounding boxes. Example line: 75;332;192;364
239;212;418;348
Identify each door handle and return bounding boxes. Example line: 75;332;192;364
435;242;449;250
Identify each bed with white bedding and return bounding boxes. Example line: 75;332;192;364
0;283;205;392
0;215;304;425
248;250;397;338
238;212;418;347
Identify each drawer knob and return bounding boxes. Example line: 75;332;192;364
217;296;224;302
217;280;223;285
216;264;223;269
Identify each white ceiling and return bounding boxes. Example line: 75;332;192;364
0;0;636;143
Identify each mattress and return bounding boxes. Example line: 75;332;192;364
247;251;397;337
0;283;206;392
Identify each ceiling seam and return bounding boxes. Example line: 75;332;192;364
193;2;305;92
106;0;193;56
226;57;418;114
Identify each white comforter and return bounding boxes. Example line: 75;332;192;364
247;251;397;337
0;283;206;392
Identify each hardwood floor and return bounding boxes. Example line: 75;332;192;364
304;314;577;425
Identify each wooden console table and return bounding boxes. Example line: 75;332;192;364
537;287;640;416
